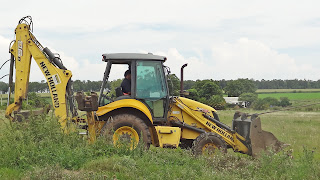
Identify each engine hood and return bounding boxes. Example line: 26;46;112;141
174;97;217;113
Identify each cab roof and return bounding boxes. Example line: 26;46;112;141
102;53;167;62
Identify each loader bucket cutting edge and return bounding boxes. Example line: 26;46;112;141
250;116;284;157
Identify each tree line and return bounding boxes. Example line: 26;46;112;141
253;79;320;89
0;80;104;94
167;75;315;110
1;78;320;94
1;77;317;110
184;79;320;91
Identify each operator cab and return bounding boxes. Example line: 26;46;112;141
99;53;169;122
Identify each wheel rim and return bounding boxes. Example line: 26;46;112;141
202;143;217;155
113;126;139;149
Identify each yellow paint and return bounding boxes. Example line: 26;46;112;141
96;99;153;123
232;133;250;154
181;128;200;139
202;143;217;152
95;121;106;134
168;97;249;154
113;126;139;149
6;24;72;131
87;111;96;143
154;126;181;148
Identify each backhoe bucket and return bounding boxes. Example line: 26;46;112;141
232;112;284;157
250;115;284;157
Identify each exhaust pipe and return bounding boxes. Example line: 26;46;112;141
180;63;188;96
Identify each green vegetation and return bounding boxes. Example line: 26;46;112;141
1;77;320;178
219;110;320;159
167;74;180;96
0;110;319;179
254;79;320;89
256;89;320;93
224;79;257;97
251;97;292;110
186;79;226;109
239;93;258;107
258;92;320;100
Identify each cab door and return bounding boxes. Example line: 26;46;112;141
135;60;169;122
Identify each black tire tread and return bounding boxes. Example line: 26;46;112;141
192;132;227;155
101;113;151;147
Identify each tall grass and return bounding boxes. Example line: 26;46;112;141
0;113;143;177
0;113;319;179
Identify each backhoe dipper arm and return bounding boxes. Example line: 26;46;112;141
5;19;75;130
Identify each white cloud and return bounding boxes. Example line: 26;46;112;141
211;38;320;80
40;50;129;82
159;48;212;80
1;1;320;81
156;39;320;80
1;33;320;83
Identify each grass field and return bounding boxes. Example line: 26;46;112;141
0;90;319;178
256;89;320;93
0;109;319;179
219;110;320;158
258;92;320;100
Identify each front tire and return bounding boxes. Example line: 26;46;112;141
101;114;151;149
192;132;227;156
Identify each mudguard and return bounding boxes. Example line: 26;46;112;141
96;99;153;123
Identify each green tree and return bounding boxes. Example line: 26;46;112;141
109;79;123;97
187;88;199;101
263;97;279;107
239;93;258;107
26;92;46;108
198;81;222;99
219;79;227;89
73;80;84;92
224;79;257;97
167;74;180;96
0;81;8;93
193;79;212;91
252;99;269;110
279;97;291;107
183;80;195;90
207;95;226;110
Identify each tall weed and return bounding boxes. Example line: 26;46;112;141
0;113;319;179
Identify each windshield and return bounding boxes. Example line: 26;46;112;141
136;61;167;99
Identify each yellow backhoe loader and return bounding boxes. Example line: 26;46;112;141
5;16;283;157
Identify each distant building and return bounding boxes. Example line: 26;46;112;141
223;97;247;108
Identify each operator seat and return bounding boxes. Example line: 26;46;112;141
115;87;123;97
114;87;132;101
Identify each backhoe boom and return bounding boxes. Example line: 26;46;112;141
5;17;76;130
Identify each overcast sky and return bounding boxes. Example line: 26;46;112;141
0;0;320;81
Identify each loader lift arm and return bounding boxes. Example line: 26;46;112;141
5;16;77;130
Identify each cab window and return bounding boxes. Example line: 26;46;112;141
136;61;167;99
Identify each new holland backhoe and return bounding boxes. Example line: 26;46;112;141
5;16;283;157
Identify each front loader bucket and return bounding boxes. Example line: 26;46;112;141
250;115;284;157
232;112;285;157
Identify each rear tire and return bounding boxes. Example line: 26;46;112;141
192;132;227;156
101;114;151;149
